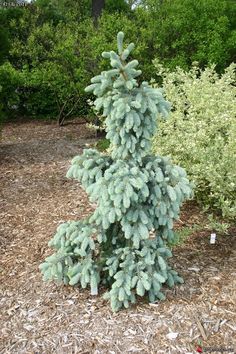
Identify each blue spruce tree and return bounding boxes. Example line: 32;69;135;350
40;32;192;311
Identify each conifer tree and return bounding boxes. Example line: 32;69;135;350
40;32;192;311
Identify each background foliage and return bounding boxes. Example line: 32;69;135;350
0;0;235;120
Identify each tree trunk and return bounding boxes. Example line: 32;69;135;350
92;0;105;23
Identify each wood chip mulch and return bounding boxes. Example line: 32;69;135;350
0;120;235;354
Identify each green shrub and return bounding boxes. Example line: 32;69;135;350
0;61;22;117
15;22;92;121
0;84;3;131
152;62;236;219
96;138;110;152
144;0;236;72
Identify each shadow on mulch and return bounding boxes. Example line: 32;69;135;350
0;138;86;165
0;122;97;166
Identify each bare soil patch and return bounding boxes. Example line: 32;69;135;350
0;120;235;353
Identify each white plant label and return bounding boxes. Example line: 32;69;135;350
210;233;216;244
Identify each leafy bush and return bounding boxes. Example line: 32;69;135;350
0;62;22;117
11;21;93;121
96;138;110;152
144;0;236;72
0;84;3;131
152;62;236;219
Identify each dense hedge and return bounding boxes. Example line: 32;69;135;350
0;0;235;121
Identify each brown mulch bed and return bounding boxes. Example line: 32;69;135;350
0;120;235;354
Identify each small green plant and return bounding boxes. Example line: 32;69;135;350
96;138;110;152
206;214;230;235
171;224;202;247
40;32;192;311
172;226;194;247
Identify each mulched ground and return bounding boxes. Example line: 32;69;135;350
0;120;235;354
